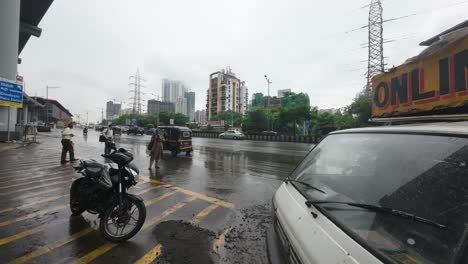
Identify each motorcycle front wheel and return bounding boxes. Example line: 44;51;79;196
99;197;146;242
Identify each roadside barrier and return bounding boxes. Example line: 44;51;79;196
191;131;317;144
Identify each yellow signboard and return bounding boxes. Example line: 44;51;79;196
372;35;468;117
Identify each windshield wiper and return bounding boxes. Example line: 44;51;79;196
305;200;447;229
285;178;326;194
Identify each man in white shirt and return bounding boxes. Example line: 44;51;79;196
61;123;76;164
102;124;114;154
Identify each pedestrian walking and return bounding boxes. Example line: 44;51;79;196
148;129;164;169
61;123;76;164
102;124;114;154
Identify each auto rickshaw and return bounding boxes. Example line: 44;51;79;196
158;126;193;157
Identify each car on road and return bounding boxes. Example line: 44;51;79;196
126;126;145;136
261;131;278;136
270;121;468;264
219;130;245;140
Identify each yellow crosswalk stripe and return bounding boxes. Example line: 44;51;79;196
0;205;66;227
0;218;69;246
0;171;69;184
8;227;96;264
190;204;219;225
0;180;70;196
0;176;65;190
0;194;68;214
9;190;178;264
73;196;197;264
145;178;235;208
8;187;65;201
135;202;220;264
134;244;162;264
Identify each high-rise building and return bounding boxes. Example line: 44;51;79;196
194;110;207;123
161;79;189;115
185;92;195;121
106;101;113;121
277;89;291;98
147;100;175;115
206;68;248;120
106;101;122;121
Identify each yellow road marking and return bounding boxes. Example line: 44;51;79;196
190;204;219;225
0;185;160;246
0;171;69;183
0;176;65;190
9;187;65;201
0;205;66;227
144;190;178;207
136;201;219;264
8;227;96;264
0;180;70;196
213;227;232;254
134;244;162;264
145;178;235;208
0;218;69;246
0;194;68;214
134;184;163;195
73;196;196;264
10;190;179;263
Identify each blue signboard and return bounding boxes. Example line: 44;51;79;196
0;79;23;108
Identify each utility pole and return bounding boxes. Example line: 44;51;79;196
366;0;384;96
129;69;145;116
264;75;272;131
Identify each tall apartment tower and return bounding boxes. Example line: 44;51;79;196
161;79;188;115
206;68;248;120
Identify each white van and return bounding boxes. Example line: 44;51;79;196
270;121;468;264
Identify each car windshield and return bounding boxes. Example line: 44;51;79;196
290;133;468;264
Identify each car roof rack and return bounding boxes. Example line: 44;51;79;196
369;114;468;123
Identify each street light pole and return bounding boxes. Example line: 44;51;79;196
264;75;272;131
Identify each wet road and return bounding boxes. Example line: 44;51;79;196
0;129;312;264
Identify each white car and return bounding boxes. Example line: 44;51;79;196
219;130;245;140
270;121;468;264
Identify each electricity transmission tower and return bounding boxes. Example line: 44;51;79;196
365;0;384;96
129;69;145;115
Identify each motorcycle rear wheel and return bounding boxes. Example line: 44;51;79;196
99;198;146;242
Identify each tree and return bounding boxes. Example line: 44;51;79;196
251;93;265;109
347;94;372;126
242;109;269;133
211;111;243;127
279;93;311;135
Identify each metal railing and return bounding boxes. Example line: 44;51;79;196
192;131;317;144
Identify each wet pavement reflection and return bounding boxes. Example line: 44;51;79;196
0;129;312;263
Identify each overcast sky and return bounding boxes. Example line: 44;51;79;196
18;0;467;123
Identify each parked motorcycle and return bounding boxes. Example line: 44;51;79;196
70;147;146;242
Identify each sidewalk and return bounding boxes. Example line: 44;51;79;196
0;141;32;153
